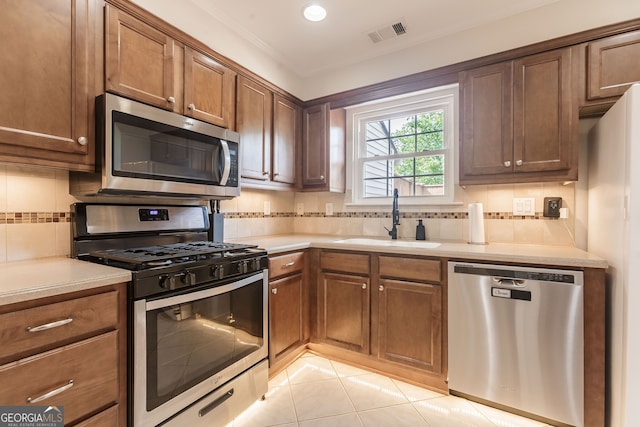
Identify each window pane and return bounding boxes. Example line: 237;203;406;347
392;135;416;154
417;131;444;151
365;121;390;157
363;178;391;197
364;160;390;180
415;155;444;185
392;157;414;178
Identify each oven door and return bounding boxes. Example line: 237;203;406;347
133;271;267;427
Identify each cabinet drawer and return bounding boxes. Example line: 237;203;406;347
0;291;119;363
0;331;119;426
269;252;305;279
379;256;442;283
320;251;369;275
74;405;119;427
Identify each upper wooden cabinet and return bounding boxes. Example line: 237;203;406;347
237;76;273;182
273;95;300;185
301;104;346;192
184;47;236;128
105;5;175;110
579;30;640;116
106;5;235;128
237;76;300;188
0;0;97;171
460;48;577;184
588;30;640;100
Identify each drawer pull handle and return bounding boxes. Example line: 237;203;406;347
199;388;234;417
27;380;74;403
27;317;73;332
282;261;296;268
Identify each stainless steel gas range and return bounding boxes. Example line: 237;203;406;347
72;203;268;427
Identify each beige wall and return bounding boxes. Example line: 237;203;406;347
0;118;594;262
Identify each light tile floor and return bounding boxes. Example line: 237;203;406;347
231;352;553;427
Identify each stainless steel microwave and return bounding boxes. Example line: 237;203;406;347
70;93;240;199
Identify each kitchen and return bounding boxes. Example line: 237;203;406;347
0;0;639;426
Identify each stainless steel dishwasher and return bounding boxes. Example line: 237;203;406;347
448;262;583;426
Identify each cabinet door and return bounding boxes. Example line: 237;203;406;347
105;5;176;110
513;48;575;175
269;274;303;361
0;0;94;170
319;272;370;354
588;30;640;100
459;62;514;179
237;76;273;181
184;47;236;128
302;103;330;187
273;95;300;185
378;279;442;374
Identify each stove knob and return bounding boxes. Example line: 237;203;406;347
159;274;176;290
237;260;248;274
211;265;224;280
181;271;196;286
251;258;261;271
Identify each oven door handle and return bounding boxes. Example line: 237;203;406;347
145;271;265;311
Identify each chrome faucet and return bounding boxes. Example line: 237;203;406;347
385;188;400;239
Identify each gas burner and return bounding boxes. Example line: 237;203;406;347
88;241;259;270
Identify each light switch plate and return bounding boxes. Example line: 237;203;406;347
263;201;271;216
513;197;535;216
296;203;304;216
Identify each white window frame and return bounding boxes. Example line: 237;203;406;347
346;84;459;206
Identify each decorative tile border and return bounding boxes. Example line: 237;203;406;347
0;210;559;224
223;211;558;220
0;212;72;224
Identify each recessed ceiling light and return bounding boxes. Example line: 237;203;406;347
303;4;327;22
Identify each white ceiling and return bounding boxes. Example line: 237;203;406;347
131;0;640;100
189;0;561;78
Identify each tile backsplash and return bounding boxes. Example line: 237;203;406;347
0;164;577;263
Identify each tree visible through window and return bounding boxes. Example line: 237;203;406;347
363;109;446;197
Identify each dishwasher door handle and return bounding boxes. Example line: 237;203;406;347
492;276;526;287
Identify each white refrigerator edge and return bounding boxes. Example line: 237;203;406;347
587;82;640;427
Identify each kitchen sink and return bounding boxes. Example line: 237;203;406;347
333;238;441;249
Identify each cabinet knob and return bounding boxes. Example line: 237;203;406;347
77;136;87;146
282;261;296;268
188;103;195;110
167;96;176;104
320;175;325;180
379;285;384;292
515;159;523;166
271;288;277;295
362;283;367;289
503;160;511;167
263;171;270;176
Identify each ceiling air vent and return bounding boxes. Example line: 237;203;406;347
367;19;408;44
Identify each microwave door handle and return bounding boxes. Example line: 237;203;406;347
219;140;231;185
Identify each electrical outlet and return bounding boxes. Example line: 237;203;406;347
296;203;304;216
263;201;271;216
325;202;333;216
543;197;562;218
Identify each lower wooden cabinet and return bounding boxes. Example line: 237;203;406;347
377;279;442;374
268;251;308;372
312;250;447;392
0;283;127;426
318;272;370;354
269;274;304;360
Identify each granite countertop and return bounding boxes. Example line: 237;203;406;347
230;234;608;269
0;257;131;306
